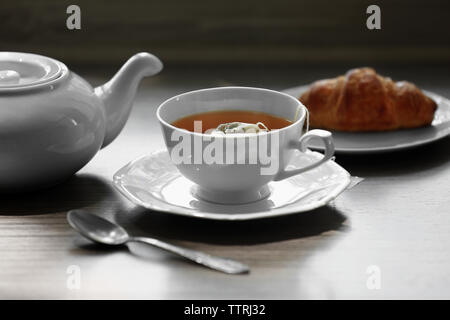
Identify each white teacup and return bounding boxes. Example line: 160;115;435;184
157;87;334;204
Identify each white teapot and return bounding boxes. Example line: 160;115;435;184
0;52;162;191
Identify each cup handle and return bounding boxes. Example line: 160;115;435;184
274;129;335;181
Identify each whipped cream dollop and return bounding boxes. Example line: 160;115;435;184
210;122;269;135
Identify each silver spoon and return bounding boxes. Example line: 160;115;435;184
67;209;249;274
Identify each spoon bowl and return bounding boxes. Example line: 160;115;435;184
68;210;129;245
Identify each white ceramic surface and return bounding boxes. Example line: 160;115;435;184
0;52;62;87
157;86;335;204
0;52;162;190
283;85;450;154
113;150;351;221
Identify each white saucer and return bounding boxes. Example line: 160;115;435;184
113;150;351;221
283;85;450;154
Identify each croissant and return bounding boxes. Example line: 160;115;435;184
299;68;437;131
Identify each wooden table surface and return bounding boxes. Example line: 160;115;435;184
1;66;450;299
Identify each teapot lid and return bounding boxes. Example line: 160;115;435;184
0;52;65;90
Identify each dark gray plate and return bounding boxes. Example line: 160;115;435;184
283;86;450;154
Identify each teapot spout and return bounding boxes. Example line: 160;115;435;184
95;52;163;148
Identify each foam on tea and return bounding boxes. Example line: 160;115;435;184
211;122;269;134
172;110;292;133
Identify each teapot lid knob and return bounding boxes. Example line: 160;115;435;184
0;70;20;85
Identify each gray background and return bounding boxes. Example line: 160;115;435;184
2;0;450;68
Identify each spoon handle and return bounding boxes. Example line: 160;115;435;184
129;237;250;274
